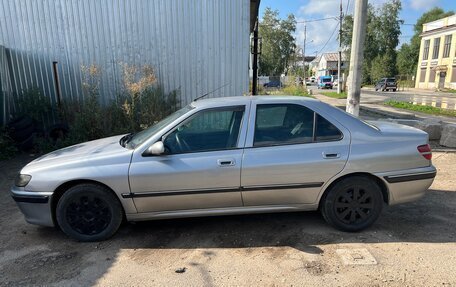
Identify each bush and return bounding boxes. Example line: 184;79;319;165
5;64;181;155
0;128;18;160
36;86;180;153
13;88;53;124
279;85;310;97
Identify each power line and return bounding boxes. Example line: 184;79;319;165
259;16;337;26
296;17;338;24
316;23;339;56
345;0;351;15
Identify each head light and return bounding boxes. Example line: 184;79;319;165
15;174;32;187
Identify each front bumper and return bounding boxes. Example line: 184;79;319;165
10;186;55;227
376;166;437;205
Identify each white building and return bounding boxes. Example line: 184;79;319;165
315;52;347;78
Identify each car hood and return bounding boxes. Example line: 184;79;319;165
23;135;132;173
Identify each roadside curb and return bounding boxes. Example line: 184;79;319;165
360;104;415;119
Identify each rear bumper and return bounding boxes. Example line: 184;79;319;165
376;166;436;205
10;186;55;227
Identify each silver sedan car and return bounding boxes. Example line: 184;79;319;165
11;96;436;241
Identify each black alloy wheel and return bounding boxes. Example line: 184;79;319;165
65;194;112;236
56;184;123;241
334;184;374;225
321;176;383;232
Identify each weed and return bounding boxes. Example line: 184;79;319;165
320;91;347;99
384;100;456;117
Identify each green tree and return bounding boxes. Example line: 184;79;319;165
396;43;415;75
341;0;402;83
259;8;297;76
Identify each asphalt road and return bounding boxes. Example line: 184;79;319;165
306;83;456;108
0;151;455;286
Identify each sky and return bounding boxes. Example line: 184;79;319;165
259;0;456;57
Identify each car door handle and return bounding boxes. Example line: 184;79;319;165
323;152;340;159
217;159;236;167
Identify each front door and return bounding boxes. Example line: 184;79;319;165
128;105;248;213
439;72;446;90
241;103;350;206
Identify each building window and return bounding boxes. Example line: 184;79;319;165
451;66;456;82
422;39;430;60
429;69;436;82
432;37;440;59
443;35;452;58
420;68;427;83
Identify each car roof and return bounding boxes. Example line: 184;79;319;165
191;95;318;109
190;95;379;136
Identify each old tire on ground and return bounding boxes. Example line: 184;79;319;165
320;176;383;232
56;184;123;242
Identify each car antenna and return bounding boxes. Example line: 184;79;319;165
193;83;230;102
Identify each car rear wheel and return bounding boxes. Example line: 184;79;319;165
56;184;123;242
320;176;383;232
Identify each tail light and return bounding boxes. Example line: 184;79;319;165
417;144;432;160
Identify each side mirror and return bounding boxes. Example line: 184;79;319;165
146;141;165;156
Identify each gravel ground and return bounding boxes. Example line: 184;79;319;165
0;152;455;287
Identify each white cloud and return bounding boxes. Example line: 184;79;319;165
295;0;346;55
408;0;440;10
299;0;341;16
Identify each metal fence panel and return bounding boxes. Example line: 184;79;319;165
0;0;250;124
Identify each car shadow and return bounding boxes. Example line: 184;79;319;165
115;188;455;251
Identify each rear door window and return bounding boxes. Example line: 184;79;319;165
254;104;342;147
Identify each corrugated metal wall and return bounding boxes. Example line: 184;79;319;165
0;0;251;124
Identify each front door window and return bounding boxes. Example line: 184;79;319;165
164;106;245;154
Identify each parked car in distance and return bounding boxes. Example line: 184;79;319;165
11;96;436;241
317;76;333;89
263;81;281;88
310;76;316;83
375;78;397;92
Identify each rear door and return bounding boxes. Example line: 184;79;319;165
240;102;350;206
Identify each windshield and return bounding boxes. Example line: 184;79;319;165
322;78;331;82
125;105;194;149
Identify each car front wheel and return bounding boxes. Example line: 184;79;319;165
56;184;123;242
320;176;383;232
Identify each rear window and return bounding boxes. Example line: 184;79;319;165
322;78;331;82
315;115;343;141
387;78;396;83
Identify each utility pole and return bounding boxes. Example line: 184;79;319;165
346;0;368;116
252;18;259;95
337;0;343;94
303;25;307;88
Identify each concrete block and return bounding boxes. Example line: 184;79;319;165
440;124;456;148
416;121;442;140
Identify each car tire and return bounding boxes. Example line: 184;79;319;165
56;184;123;242
393;89;397;92
320;176;383;232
